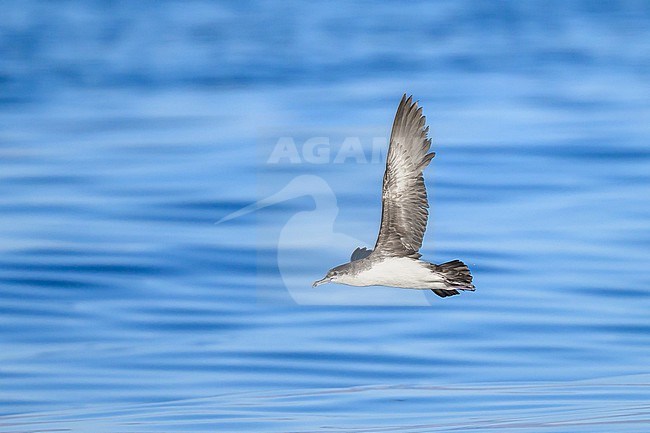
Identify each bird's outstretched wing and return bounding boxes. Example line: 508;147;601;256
373;95;435;258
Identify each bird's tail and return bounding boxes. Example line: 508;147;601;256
432;260;475;294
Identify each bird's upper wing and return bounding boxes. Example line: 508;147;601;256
373;95;435;258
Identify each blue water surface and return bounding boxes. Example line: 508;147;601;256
1;1;650;432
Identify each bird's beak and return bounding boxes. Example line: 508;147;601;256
312;277;331;287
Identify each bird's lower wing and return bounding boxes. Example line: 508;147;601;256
350;247;372;261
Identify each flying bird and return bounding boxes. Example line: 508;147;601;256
313;95;475;298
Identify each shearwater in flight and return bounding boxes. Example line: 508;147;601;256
313;95;474;298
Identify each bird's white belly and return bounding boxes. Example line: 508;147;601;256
345;257;444;289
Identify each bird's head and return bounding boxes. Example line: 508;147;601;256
312;263;351;287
